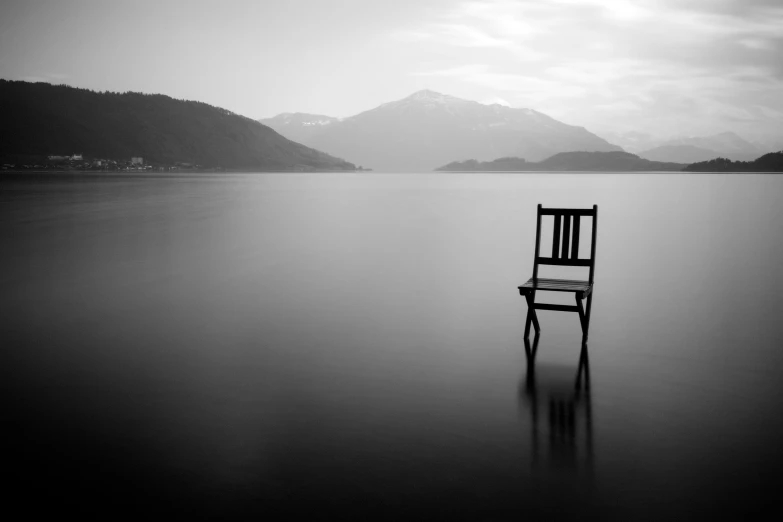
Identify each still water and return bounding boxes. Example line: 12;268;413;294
2;172;783;519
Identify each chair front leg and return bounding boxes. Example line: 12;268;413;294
524;290;541;338
583;292;594;342
575;293;587;337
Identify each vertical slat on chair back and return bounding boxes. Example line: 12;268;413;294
571;216;580;259
532;204;542;281
561;215;571;259
588;204;598;284
533;205;598;280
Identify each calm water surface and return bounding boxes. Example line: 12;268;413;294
2;172;783;519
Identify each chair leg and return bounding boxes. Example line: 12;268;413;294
524;291;541;339
583;293;594;342
523;332;540;366
575;340;589;392
575;294;587;337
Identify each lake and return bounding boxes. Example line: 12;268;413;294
2;172;782;519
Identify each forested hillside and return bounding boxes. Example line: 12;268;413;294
0;80;356;171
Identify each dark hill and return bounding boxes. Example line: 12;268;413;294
0;80;356;171
436;151;685;171
539;151;684;170
436;157;529;171
683;152;783;172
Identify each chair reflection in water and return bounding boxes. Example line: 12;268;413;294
518;205;598;343
520;335;593;470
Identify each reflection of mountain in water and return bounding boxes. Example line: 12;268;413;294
519;335;593;472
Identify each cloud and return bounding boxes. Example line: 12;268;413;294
445;1;552;38
389;0;783;141
392;20;545;61
415;63;587;103
738;38;776;50
548;0;654;21
431;23;516;48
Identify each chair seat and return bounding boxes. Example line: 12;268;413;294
518;278;593;299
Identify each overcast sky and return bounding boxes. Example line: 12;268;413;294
1;0;781;144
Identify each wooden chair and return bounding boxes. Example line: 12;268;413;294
518;204;598;342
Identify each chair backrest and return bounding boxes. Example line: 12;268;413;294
532;204;598;283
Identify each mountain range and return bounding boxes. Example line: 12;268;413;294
641;133;767;162
260;90;622;172
603;130;769;163
3;80;778;173
436;151;685;172
0;80;356;171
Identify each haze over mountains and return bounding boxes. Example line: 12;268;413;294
261;113;341;145
0;80;356;171
638;145;723;164
603;130;770;163
260;90;622;172
640;132;767;162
